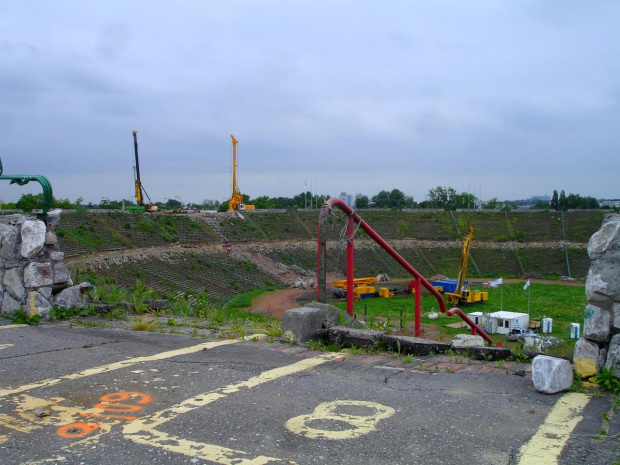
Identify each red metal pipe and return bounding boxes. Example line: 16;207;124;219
446;308;495;345
413;277;421;337
346;215;355;316
316;198;496;343
318;198;446;310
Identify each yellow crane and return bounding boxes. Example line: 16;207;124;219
445;222;487;305
228;134;254;211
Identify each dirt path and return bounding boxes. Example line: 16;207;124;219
252;289;315;318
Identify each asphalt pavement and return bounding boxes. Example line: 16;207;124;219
0;322;618;465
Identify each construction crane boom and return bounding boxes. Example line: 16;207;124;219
446;222;476;305
132;131;143;206
131;131;158;212
228;134;254;211
455;222;473;295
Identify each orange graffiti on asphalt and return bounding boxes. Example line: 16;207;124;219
57;391;151;438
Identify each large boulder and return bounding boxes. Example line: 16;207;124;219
613;302;620;333
583;303;611;343
23;262;54;288
52;262;73;288
20;219;46;259
586;215;620;302
45;209;62;232
1;292;22;316
573;337;601;378
588;215;620;260
0;224;20;261
53;283;92;310
25;291;52;320
532;355;574;394
4;266;26;302
605;334;620;378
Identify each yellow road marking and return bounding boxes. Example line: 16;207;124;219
517;392;590;465
0;413;37;433
286;400;395;440
124;353;343;464
0;325;28;330
0;344;13;350
0;339;239;399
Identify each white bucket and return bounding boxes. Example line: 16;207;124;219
570;322;580;339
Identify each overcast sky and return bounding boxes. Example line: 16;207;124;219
1;1;618;206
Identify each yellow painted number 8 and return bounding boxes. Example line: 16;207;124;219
286;400;395;440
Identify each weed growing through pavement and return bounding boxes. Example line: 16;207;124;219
132;318;157;332
569;371;587;394
307;339;344;352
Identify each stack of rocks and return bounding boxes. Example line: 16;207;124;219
0;211;90;320
574;213;620;378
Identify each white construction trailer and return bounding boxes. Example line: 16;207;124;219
467;311;529;335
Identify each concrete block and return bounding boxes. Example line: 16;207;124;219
304;301;341;328
451;334;485;349
281;307;325;343
326;326;383;349
382;334;451;356
532;355;574;394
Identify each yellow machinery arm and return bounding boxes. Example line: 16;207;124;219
332;277;377;288
447;222;474;305
228;134;254;211
231;134;239;198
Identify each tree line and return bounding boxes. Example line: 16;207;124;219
0;187;611;213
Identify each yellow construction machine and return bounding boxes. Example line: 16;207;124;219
228;134;255;211
132;131;159;212
445;222;487;305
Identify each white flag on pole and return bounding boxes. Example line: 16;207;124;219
523;280;531;290
491;277;503;287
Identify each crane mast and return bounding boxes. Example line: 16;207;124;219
231;134;240;199
228;134;254;211
446;222;474;305
131;131;158;212
132;131;143;206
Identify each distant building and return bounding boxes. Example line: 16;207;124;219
339;192;354;206
600;199;620;208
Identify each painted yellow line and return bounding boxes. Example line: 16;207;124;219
0;344;13;350
517;392;590;465
0;325;28;330
0;339;240;399
124;353;342;464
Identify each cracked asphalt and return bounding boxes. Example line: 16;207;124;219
0;322;618;465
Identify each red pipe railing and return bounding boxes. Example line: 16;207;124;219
317;198;495;344
447;308;495;346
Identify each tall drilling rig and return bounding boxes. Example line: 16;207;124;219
227;134;254;211
132;131;159;212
